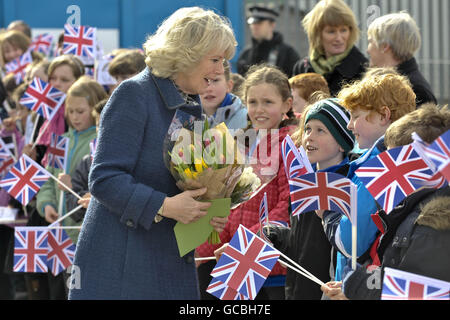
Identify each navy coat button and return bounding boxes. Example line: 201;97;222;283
126;219;135;228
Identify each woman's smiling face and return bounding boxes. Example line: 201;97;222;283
174;51;226;95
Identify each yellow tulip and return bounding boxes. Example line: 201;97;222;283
194;160;203;174
184;168;193;179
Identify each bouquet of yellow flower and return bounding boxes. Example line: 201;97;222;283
165;118;260;246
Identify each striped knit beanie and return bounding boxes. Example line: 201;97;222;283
304;98;355;154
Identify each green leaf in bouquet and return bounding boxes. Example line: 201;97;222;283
173;198;231;257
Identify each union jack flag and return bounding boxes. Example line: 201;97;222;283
47;227;76;276
30;33;54;56
382;267;450;300
48;133;69;171
206;278;249;300
90;138;97;161
20;77;66;121
281;135;313;180
62;24;97;64
1;135;16;159
0;138;16;179
355;145;437;214
4;50;33;84
210;224;280;300
421;130;450;181
0;154;50;205
13;227;48;273
289;172;357;223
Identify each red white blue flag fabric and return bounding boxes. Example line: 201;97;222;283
13;227;48;273
0;138;16;179
48;133;69;171
264;220;288;228
62;24;97;64
414;130;450;182
425;129;450;180
0;154;50;205
47;227;76;276
1;135;16;159
20;77;66;121
382;267;450;300
289;172;357;223
281;135;313;180
4;50;33;84
90;138;97;162
210;224;280;300
30;33;54;56
206;278;249;300
355;144;438;214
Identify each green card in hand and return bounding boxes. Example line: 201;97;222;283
174;198;231;257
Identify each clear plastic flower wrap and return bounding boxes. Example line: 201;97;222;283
163;111;262;245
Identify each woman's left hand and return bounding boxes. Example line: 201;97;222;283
210;216;228;233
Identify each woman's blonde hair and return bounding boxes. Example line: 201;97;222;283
48;54;85;80
65;76;108;125
338;73;416;122
302;0;359;56
368;12;421;63
143;6;237;78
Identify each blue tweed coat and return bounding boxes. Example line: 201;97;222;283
69;68;203;299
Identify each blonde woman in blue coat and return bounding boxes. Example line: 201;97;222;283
69;7;237;300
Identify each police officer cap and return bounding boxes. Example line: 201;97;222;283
247;5;279;24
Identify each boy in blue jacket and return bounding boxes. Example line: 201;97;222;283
321;73;416;281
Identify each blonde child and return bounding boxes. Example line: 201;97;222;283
0;30;43;68
36;76;107;244
321;73;416;282
200;60;247;130
62;98;109;223
0;30;30;67
196;65;296;300
289;73;330;117
34;55;85;164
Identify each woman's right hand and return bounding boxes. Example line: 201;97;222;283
78;192;92;209
44;205;59;223
161;187;212;224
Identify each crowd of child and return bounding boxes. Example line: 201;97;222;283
0;21;146;299
0;0;448;301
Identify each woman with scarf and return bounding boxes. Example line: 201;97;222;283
292;0;367;96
